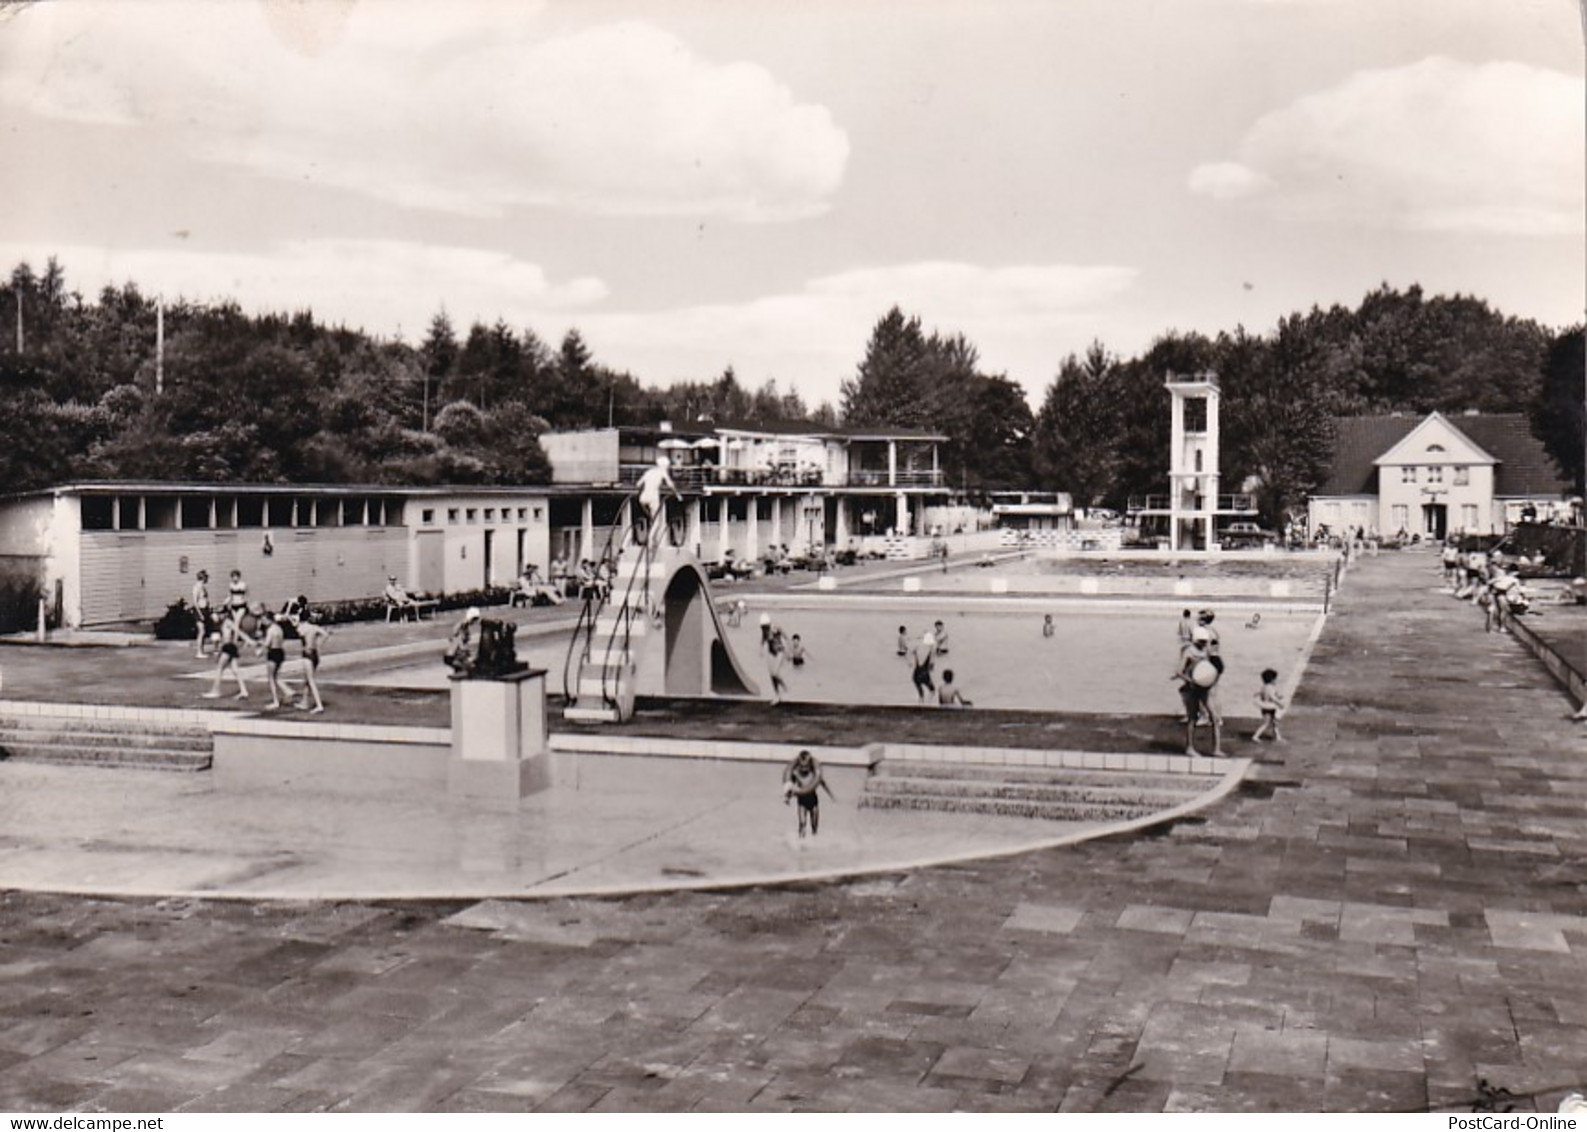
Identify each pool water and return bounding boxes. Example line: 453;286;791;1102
335;602;1319;719
882;554;1334;599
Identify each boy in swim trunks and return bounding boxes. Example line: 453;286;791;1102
1252;667;1285;742
910;632;937;702
191;570;214;658
260;612;296;710
296;613;331;714
202;610;252;701
782;749;836;838
937;669;972;707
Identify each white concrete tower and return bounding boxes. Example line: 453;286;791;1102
1165;371;1221;551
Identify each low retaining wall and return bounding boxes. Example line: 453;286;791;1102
1001;528;1121;552
209;720;882;797
1507;616;1587;708
211;718;452;793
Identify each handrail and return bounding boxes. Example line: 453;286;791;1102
560;586;597;702
561;489;639;704
598;501;683;710
562;488;674;714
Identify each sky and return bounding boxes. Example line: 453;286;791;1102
0;0;1581;411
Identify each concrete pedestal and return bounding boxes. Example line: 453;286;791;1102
448;668;551;802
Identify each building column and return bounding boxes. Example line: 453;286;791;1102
896;492;910;537
834;497;850;545
687;498;703;557
618;498;633;550
888;441;898;487
717;497;731;561
580;498;595;562
745;497;759;559
770;497;784;549
1168;394;1184;552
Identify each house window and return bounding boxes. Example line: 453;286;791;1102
1390;504;1409;531
1462;504;1479;529
484;508;496;521
1453;467;1469;486
421;508;435;524
1426;465;1443;484
447;508;459;524
466;508;478;522
1400;467;1417;484
533;507;543;522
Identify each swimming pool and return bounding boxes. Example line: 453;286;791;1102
861;553;1336;600
330;600;1320;719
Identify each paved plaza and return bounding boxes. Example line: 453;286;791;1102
2;548;1587;1112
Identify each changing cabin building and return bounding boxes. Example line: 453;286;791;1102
0;420;953;628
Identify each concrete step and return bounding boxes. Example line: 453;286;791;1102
576;677;629;701
577;651;636;671
563;704;622;724
613;560;670;582
0;739;212;771
592;616;649;640
859;759;1210;824
858;790;1159;824
864;775;1200;808
0;714;215;771
871;762;1196;793
0;719;211;751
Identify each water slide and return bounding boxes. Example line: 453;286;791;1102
564;544;760;723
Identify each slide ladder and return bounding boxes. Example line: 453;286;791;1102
562;505;759;724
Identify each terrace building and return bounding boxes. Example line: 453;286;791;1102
539;420;952;563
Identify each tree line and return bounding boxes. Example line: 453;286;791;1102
840;288;1581;522
1;257;1580;524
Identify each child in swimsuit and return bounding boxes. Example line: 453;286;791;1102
296;615;330;714
782;749;836;838
203;611;251;701
260;613;295;709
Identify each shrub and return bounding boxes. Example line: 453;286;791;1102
0;565;44;636
153;598;200;640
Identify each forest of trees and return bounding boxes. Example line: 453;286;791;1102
1;257;1581;526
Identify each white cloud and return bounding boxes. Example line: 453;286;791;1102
0;239;606;339
569;262;1139;404
0;1;848;221
1188;56;1585;235
1186;162;1272;201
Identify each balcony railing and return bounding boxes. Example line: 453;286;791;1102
1127;494;1257;513
618;464;945;490
844;469;942;488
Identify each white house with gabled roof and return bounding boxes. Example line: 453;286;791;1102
1308;411;1569;540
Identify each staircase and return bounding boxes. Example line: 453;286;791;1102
0;712;214;771
563;516;659;725
860;760;1209;824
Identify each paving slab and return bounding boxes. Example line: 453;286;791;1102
3;549;1587;1110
